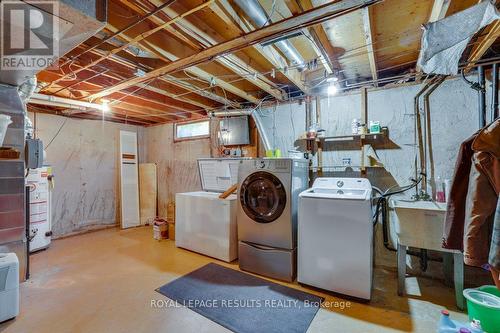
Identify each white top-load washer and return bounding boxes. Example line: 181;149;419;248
298;177;373;300
175;158;246;262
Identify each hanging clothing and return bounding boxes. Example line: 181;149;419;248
463;152;498;266
442;134;477;250
443;119;500;268
490;197;500;270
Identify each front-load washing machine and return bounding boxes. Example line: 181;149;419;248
237;158;308;281
298;177;373;300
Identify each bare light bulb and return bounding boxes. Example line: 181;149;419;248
327;84;338;96
101;100;110;113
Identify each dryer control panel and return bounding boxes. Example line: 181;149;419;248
253;159;291;172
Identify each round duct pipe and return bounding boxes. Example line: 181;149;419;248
209;109;273;151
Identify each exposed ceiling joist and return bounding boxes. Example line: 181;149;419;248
137;38;257;104
285;0;339;75
52;54;205;116
123;0;286;101
362;6;378;85
465;20;500;72
88;0;380;100
103;26;237;108
428;0;452;23
118;0;202;50
107;5;257;106
105;21;249;106
212;0;308;94
38;70;195;122
55;47;209;115
50;0;213;86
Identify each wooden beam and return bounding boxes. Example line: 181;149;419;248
150;0;286;100
89;0;378;100
118;0;202;51
79;45;222;110
104;25;238;107
37;71;189;122
104;6;258;104
286;0;339;75
465;20;500;72
428;0;451;23
51;0;214;85
50;54;204;116
362;6;378;85
213;0;308;93
121;0;285;101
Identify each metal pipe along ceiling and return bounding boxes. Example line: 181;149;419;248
478;66;486;128
29;93;104;112
233;0;305;68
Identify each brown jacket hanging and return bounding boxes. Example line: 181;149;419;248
443;119;500;267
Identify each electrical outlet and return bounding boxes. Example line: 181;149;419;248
342;158;351;167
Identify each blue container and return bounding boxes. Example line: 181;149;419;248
437;310;483;333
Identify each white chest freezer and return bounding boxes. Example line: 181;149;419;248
175;158;245;262
298;178;373;300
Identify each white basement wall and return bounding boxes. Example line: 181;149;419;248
143;122;212;218
29;113;145;237
256;77;492;279
258;77;482;192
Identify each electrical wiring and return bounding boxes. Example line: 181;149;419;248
183;70;211;85
262;0;277;28
106;77;158;106
44;117;68;150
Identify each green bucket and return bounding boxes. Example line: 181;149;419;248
463;286;500;333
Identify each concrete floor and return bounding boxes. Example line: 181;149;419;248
0;227;467;333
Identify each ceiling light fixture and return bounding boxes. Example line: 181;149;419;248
101;99;110;113
326;76;339;83
327;84;338;96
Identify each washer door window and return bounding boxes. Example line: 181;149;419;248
240;171;287;224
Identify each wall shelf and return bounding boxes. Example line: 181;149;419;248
295;128;399;152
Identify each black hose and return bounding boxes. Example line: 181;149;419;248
461;69;484;92
373;176;420;251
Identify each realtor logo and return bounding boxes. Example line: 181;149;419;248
1;0;59;70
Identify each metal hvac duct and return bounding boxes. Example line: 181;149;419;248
29;93;104;112
233;0;305;69
209;109;273;151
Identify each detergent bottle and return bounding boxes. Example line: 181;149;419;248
437;310;484;333
438;310;457;333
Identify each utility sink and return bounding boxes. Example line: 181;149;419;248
390;199;465;310
389;199;451;252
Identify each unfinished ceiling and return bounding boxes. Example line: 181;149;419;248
31;0;495;125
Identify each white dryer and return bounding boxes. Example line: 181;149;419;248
298;178;373;300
